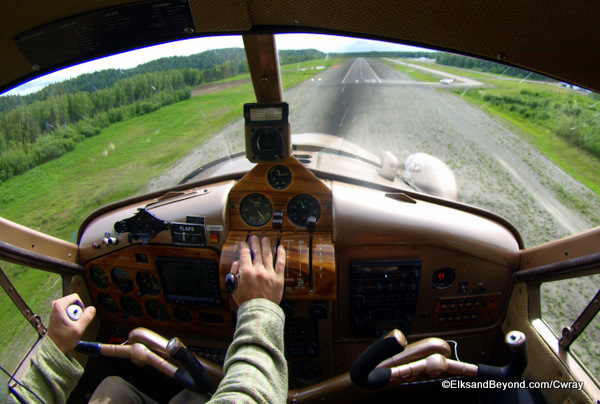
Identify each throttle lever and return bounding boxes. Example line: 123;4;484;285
167;337;212;393
306;216;316;293
350;329;407;389
476;330;527;381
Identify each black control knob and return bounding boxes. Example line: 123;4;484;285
306;216;316;234
309;302;327;319
224;273;238;294
273;209;283;230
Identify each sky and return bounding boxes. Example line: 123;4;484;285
1;34;430;96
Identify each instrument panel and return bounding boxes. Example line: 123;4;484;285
228;157;332;232
78;154;519;384
84;245;235;337
222;157;336;300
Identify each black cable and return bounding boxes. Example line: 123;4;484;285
1;364;45;404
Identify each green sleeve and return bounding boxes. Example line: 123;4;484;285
209;298;288;404
8;336;83;404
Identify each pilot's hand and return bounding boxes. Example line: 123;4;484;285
230;236;285;306
47;293;96;354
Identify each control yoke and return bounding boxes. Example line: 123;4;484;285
70;299;527;401
74;328;527;402
75;327;221;394
350;329;528;389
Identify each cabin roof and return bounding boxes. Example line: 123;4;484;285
1;1;599;93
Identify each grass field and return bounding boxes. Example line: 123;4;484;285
385;60;440;82
461;81;600;197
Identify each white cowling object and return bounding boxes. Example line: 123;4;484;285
404;153;458;201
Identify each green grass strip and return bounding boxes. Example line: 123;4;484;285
459;79;600;200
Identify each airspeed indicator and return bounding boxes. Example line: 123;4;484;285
240;193;272;227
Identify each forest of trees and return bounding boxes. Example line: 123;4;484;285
0;48;249;110
280;49;326;65
0;73;194;182
331;50;435;59
0;48;328;183
435;52;552;81
0;48;327;183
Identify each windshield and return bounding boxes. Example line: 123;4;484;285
1;33;599;249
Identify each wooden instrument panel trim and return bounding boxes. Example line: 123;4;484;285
228;156;333;231
220;231;336;301
85;245;235;337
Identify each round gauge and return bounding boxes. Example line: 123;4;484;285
173;307;192;323
240;193;272;227
145;300;170;322
97;293;119;314
267;165;292;189
111;268;133;293
287;194;321;227
136;271;161;296
88;265;109;289
432;267;456;289
120;296;143;318
250;126;284;161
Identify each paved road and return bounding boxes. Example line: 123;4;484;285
286;58;600;246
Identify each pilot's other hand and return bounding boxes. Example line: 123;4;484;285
47;293;96;354
230;236;285;306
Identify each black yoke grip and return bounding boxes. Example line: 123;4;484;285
173;368;202;393
167;337;212;393
350;332;406;389
476;343;528;382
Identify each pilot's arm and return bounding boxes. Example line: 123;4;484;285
8;294;96;404
209;235;288;404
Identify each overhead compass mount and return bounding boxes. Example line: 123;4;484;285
244;102;291;163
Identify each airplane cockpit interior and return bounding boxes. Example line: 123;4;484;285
1;1;599;403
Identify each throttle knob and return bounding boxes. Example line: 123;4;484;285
224;273;238;294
